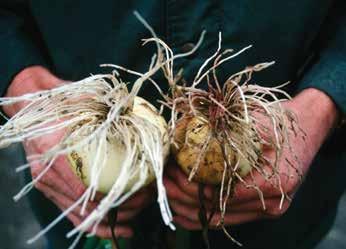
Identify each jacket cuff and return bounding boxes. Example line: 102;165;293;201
296;51;346;116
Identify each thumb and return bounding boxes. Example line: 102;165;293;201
4;66;63;116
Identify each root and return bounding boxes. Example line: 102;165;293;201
166;32;301;246
108;207;120;249
198;184;211;249
0;11;208;247
0;10;301;248
12;88;173;243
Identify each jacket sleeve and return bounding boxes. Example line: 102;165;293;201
296;0;346;115
0;1;49;97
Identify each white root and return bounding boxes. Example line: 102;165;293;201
0;12;208;248
0;9;300;248
0;72;175;244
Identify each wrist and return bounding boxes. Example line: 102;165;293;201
290;88;339;149
293;88;339;130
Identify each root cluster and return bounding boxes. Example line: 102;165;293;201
161;33;301;240
0;12;301;248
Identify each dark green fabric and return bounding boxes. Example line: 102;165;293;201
0;1;50;96
2;0;346;249
297;1;346;114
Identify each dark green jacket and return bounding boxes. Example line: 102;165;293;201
1;1;346;249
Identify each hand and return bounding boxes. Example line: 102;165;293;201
164;88;339;230
4;66;154;238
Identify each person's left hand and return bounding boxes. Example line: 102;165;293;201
164;88;339;230
3;66;155;238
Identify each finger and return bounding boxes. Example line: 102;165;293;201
52;156;89;198
27;151;89;201
31;163;80;201
37;182;134;238
91;223;134;239
173;210;264;230
227;197;292;218
35;182;99;218
26;129;67;154
170;200;264;226
37;179;143;225
64;212;133;239
163;176;199;206
166;165;214;200
40;185;106;231
117;209;141;223
23;132;85;201
40;182;146;224
170;201;218;223
166;165;199;194
119;187;154;209
231;167;290;204
173;216;203;230
166;162;292;212
227;198;291;212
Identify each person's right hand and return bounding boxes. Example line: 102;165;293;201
3;66;153;238
164;88;338;230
